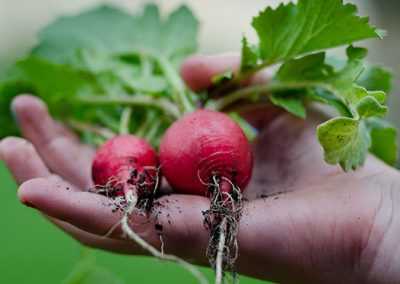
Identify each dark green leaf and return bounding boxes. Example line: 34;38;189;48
365;118;398;166
252;0;383;64
270;93;306;118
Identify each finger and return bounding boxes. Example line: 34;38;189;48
0;137;51;184
18;177;211;261
50;218;138;255
12;95;93;189
54;121;96;159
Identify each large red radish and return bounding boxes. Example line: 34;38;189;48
159;109;253;283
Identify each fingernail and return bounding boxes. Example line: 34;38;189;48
22;200;37;209
11;104;19;125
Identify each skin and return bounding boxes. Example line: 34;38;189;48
1;54;400;283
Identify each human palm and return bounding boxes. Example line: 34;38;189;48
1;54;400;284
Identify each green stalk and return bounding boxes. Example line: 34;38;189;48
76;94;180;119
157;54;195;114
140;55;153;77
211;60;274;96
121;49;195;115
136;111;156;137
119;107;132;135
209;81;336;111
68;120;115;139
143;118;162;142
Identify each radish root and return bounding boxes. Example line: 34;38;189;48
96;168;208;284
203;174;243;284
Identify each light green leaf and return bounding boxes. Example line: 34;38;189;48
31;4;199;69
32;6;137;68
240;36;259;73
317;117;370;171
211;69;234;85
252;0;383;64
357;65;392;93
121;75;168;94
365;118;398;166
355;95;387;118
161;6;199;57
229;112;257;141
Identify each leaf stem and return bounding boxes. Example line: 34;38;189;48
119;107;132;135
121;49;195;115
209;81;335;111
212;60;274;96
67;120;115;139
76;94;180;119
157;54;195;114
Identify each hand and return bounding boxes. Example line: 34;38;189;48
1;54;400;284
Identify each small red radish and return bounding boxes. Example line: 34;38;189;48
91;134;207;284
159;109;253;283
92;135;158;202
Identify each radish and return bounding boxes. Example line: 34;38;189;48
159;109;253;283
92;135;207;284
92;134;159;206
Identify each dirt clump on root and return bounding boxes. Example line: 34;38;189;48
202;173;244;283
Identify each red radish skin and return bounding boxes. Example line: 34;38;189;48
159;109;253;196
92;135;158;198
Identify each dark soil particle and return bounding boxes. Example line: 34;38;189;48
155;224;163;232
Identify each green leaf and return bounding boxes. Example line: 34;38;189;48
274;52;333;83
211;69;234;85
355;95;387;118
31;4;199;69
251;0;383;64
357;65;392;93
32;6;137;68
121;75;168;94
317;117;370;171
365;118;398;166
273;46;388;120
229;112;257;141
161;6;199;57
0;57;114;138
240;36;259;73
270;93;306;118
0;57;97;105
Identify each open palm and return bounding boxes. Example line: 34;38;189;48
1;54;400;284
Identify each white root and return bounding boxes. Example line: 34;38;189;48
120;191;208;284
215;218;227;284
204;174;243;284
